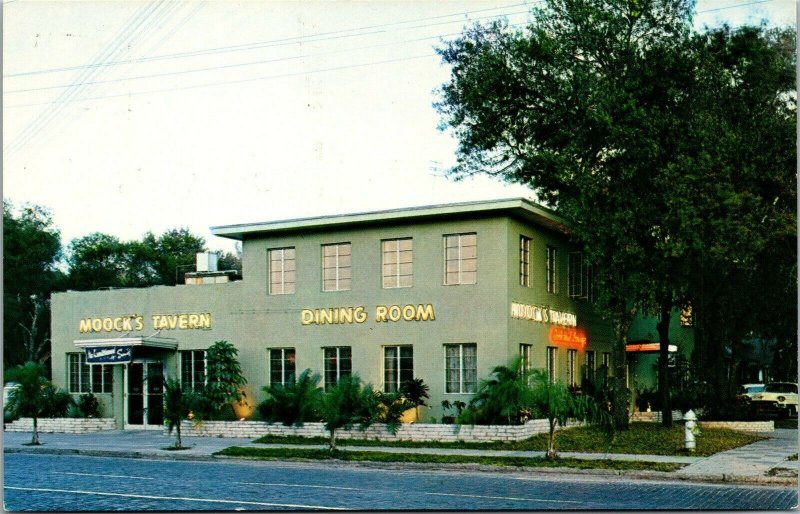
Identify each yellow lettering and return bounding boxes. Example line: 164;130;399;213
102;318;113;331
375;305;388;322
339;308;353;324
388;305;401;322
167;316;178;329
301;310;314;325
402;305;416;321
319;309;333;325
178;314;188;329
416;304;435;321
135;316;144;330
152;315;161;330
198;313;211;328
79;319;92;333
92;319;102;332
354;306;367;323
188;314;199;328
121;317;133;331
113;317;123;331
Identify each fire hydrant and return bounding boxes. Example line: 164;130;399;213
684;409;697;452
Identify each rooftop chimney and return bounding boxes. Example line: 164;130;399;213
196;251;219;273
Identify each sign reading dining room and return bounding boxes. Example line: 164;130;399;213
300;304;436;325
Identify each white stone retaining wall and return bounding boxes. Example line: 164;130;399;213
4;417;116;433
172;419;584;442
699;420;774;433
630;410;684;423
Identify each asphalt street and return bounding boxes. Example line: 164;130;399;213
3;453;798;511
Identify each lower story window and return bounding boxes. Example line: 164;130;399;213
602;352;611;369
324;346;352;390
383;346;413;393
180;350;206;391
68;353;112;393
585;350;596;383
269;348;296;386
445;343;477;393
546;347;557;384
520;344;533;373
568;349;578;387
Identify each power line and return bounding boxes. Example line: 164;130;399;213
5;11;530;95
695;0;775;15
4;2;532;78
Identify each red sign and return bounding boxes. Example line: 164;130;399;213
549;327;587;348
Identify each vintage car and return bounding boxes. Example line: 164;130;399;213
736;383;765;403
750;382;798;417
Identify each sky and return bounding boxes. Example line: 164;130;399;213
3;0;796;255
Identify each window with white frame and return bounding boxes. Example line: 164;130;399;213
180;350;206;391
323;346;352;389
602;352;611;369
444;343;477;393
444;233;477;285
269;348;296;386
383;346;413;393
546;246;558;293
268;247;296;295
382;239;413;288
520;343;533;372
68;353;112;393
322;243;351;292
568;252;587;298
546;346;557;383
520;236;531;287
568;349;578;387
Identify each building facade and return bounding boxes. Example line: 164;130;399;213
50;198;693;429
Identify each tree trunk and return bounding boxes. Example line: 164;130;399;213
176;422;182;449
657;299;673;427
31;415;40;445
546;418;558;460
611;305;635;431
328;428;337;451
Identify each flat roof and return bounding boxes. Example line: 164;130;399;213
211;197;569;240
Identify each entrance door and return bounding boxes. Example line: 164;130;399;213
126;362;164;429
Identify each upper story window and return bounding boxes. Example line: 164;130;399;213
322;243;351;292
180;350;206;391
382;238;413;289
568;251;593;299
268;247;295;295
546;246;558;293
444;233;477;285
520;236;531;287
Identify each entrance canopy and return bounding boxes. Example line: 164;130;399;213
74;336;177;364
625;341;677;353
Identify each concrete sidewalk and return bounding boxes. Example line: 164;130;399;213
4;428;797;484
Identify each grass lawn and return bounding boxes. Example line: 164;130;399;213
253;423;764;457
214;446;684;472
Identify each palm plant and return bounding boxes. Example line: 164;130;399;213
400;378;430;421
528;369;612;460
376;391;413;435
163;378;196;449
259;369;322;426
459;359;533;425
318;374;377;451
5;361;70;445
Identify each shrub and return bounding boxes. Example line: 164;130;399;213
376;391;413;435
204;340;247;420
75;393;101;418
318;375;377;451
458;361;533;425
259;369;323;426
400;378;430;420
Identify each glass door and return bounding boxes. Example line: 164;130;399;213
125;361;164;429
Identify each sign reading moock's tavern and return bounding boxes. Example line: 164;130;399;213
510;302;577;327
78;313;212;333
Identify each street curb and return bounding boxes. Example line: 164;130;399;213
6;446;797;486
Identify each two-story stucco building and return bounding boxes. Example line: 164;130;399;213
50;198;693;429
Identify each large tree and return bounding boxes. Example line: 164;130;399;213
435;0;795;427
3;202;64;369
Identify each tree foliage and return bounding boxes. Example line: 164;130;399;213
318;375;377;451
163;378;201;449
3;202;64;369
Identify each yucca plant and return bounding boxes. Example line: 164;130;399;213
318;375;377;451
5;361;71;445
163;378;197;449
259;369;322;426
